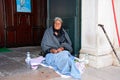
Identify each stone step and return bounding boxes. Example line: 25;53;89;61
112;48;120;66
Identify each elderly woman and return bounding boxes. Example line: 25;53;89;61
41;17;81;79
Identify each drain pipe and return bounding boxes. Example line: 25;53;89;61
111;0;120;46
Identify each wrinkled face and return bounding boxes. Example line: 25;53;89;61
54;20;62;30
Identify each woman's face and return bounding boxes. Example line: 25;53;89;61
54;20;62;30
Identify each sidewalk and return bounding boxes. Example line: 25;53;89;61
0;46;120;80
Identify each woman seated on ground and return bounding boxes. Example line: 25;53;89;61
41;17;81;79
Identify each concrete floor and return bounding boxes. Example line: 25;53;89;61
0;46;120;80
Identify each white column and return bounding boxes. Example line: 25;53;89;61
80;0;118;68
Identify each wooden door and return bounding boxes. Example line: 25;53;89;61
0;0;47;47
15;13;32;46
0;0;5;47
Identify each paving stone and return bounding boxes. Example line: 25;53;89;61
0;46;120;80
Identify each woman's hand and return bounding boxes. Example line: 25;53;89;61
50;47;64;54
57;47;64;52
50;49;58;53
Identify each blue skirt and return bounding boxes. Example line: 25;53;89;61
42;50;81;79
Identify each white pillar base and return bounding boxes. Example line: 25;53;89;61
112;48;120;66
79;50;113;68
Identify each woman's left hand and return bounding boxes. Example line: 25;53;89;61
57;47;64;52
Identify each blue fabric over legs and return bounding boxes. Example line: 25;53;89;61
42;50;81;79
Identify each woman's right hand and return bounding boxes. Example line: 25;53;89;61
50;49;58;53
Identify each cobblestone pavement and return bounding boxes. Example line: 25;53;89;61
0;46;120;80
